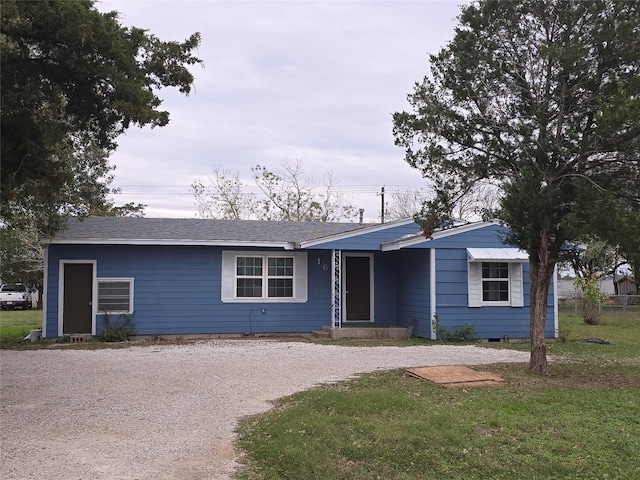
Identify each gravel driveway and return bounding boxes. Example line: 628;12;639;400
1;340;529;479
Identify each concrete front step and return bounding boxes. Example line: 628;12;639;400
311;330;331;339
318;325;411;340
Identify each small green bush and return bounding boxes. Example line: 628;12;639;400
558;325;571;343
432;315;477;342
98;312;136;342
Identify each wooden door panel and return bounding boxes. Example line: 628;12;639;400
63;263;93;334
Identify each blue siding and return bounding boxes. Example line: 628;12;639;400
429;229;554;339
394;250;431;338
372;253;397;326
432;248;532;339
45;245;335;337
44;221;556;339
407;223;511;249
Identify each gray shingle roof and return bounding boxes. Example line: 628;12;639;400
48;217;369;245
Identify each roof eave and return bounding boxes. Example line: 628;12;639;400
46;239;296;250
381;220;500;251
299;217;417;248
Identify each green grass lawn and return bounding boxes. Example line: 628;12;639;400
235;313;640;480
0;309;42;348
0;309;135;350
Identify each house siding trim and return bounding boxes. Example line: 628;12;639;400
42;245;49;338
331;249;342;328
553;264;559;338
48;239;295;249
57;259;97;336
429;248;436;339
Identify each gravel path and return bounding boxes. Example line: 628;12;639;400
1;340;529;479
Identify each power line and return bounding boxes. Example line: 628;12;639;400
111;184;428;195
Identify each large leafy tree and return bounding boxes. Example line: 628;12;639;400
574;191;640;294
393;0;640;374
0;137;145;304
4;134;146;234
1;0;201;231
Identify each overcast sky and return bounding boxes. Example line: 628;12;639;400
97;0;467;222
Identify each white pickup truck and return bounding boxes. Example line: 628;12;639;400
0;284;33;310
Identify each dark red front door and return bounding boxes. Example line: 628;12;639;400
63;263;93;334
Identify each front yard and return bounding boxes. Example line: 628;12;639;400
2;308;639;479
235;312;640;479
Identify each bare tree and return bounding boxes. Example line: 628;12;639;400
192;159;356;222
385;181;500;222
384;189;430;221
191;166;252;220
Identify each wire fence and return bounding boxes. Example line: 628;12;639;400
558;295;640;317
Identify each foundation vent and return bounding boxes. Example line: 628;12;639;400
70;334;91;343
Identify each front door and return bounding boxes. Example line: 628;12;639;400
63;263;93;334
345;255;372;321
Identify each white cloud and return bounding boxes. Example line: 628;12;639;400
98;0;466;220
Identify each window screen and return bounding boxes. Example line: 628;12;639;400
97;279;133;313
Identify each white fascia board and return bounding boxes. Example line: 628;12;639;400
41;244;49;338
381;234;423;251
381;221;499;251
299;217;418;248
46;239;296;250
466;247;529;262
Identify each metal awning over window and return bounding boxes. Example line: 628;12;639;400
466;248;528;262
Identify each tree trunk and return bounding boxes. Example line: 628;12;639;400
37;285;44;310
528;239;556;376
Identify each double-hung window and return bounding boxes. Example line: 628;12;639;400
481;262;510;302
236;257;264;297
266;257;294;298
222;251;307;303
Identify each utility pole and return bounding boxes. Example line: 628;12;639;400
380;186;385;224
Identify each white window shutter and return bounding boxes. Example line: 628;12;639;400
467;262;481;307
221;251;236;302
510;262;524;307
294;252;308;302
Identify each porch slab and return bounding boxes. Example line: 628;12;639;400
324;326;410;340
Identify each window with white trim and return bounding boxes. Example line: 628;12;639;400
221;251;307;303
481;262;509;302
235;256;294;299
468;258;524;308
266;257;294;298
236;256;264;297
97;278;134;313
